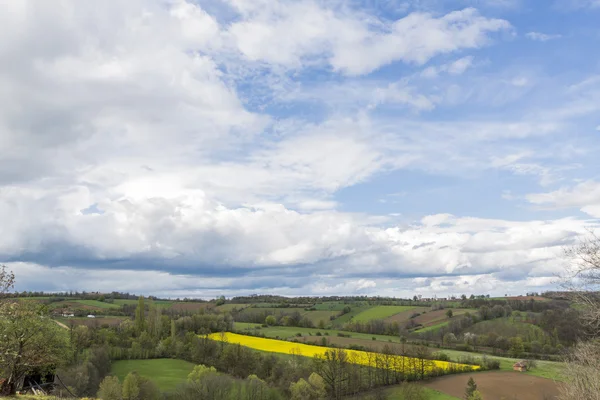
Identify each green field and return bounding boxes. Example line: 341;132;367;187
313;301;349;311
111;359;196;391
73;299;120;309
433;348;564;381
216;303;252;312
414;321;449;333
234;323;411;343
331;305;373;326
113;299;174;308
467;318;549;342
352;306;417;323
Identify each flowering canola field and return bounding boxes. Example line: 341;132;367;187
207;332;479;375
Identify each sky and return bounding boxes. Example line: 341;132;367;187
1;0;600;299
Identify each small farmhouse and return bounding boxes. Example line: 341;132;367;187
513;361;528;372
86;314;95;318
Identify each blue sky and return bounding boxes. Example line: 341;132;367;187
1;0;599;298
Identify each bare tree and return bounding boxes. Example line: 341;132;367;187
559;341;600;400
563;229;600;336
559;231;600;400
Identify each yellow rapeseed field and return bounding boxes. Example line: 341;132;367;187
207;332;479;376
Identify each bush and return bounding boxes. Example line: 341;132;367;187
97;376;122;400
372;337;376;341
316;331;322;336
433;352;450;361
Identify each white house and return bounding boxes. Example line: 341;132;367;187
87;314;96;318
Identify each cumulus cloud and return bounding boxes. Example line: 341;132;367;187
1;0;598;297
526;181;600;217
227;4;510;75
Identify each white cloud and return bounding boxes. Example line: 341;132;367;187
1;0;599;297
525;32;562;42
421;56;475;78
227;4;510;75
526;181;600;217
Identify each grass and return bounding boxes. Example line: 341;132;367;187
73;299;120;309
414;321;449;333
353;306;417;323
434;348;564;381
235;323;411;344
331;305;373;326
112;299;174;308
313;301;349;311
111;358;195;391
216;303;252;312
468;318;549;342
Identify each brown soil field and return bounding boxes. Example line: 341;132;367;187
170;302;214;312
423;371;559;400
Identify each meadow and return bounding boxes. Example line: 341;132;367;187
207;332;479;375
110;358;196;391
352;305;418;323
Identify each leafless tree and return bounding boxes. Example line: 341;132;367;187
559;230;600;400
559;341;600;400
563;229;600;336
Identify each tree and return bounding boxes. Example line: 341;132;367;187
265;315;276;326
122;372;140;400
134;296;146;334
468;390;484;400
558;231;600;400
509;337;524;358
290;372;327;400
188;364;217;382
464;377;477;399
446;309;454;319
314;349;348;399
564;230;600;335
98;376;122;400
443;332;457;346
0;268;70;395
0;264;15;294
559;341;600;400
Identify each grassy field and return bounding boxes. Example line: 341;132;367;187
216;303;252;312
353;306;417;323
414;321;449;333
235;323;415;344
73;299;120;309
467;318;549;342
313;301;349;311
113;299;175;308
433;348;564;381
331;305;373;326
111;358;195;391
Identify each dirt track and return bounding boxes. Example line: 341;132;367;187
423;371;559;400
